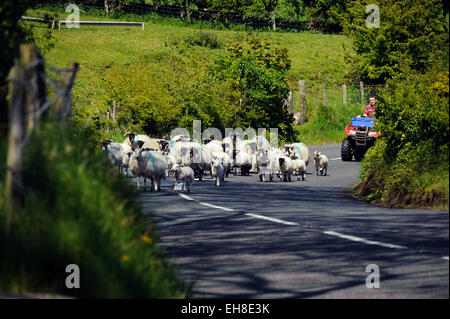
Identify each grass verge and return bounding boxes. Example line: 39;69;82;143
0;122;187;298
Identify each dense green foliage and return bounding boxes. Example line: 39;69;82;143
0;123;187;297
87;35;295;142
342;0;449;84
350;0;449;208
212;36;295;141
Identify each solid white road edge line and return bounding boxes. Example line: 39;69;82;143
443;256;449;261
323;231;408;250
245;213;299;226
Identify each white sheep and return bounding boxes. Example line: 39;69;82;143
212;151;231;178
205;140;225;153
256;148;271;182
278;155;293;182
291;158;307;181
285;143;309;166
101;140;132;175
165;153;178;178
313;151;328;176
169;141;212;181
122;151;134;177
235;151;252;176
172;164;194;193
211;158;225;187
135;149;167;192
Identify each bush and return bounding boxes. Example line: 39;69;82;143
212;35;296;142
342;0;448;84
0;123;187;298
353;67;449;209
184;31;222;49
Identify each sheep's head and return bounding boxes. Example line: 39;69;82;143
126;132;136;143
313;151;320;159
101;140;112;151
279;157;285;166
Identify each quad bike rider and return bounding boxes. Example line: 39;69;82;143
341;94;381;161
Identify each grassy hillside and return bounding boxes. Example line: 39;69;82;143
27;6;360;144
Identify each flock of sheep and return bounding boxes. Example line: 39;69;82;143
101;133;329;193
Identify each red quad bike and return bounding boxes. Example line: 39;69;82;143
341;117;381;161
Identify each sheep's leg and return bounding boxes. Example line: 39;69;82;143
156;177;161;192
143;177;147;192
288;174;291;182
150;177;154;192
137;177;140;191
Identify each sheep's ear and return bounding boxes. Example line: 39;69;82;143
137;140;145;149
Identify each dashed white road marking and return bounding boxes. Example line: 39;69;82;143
199;202;235;212
443;257;449;261
330;157;342;161
245;213;299;226
178;193;195;201
323;231;408;250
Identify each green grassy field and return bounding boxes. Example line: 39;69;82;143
27;6;361;144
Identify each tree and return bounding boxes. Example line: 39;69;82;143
259;0;279;30
212;36;295;141
0;0;37;137
341;0;448;84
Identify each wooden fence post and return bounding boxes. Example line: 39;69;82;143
299;80;307;125
4;65;25;238
50;62;79;119
342;84;347;105
287;91;293;114
323;84;327;105
112;100;117;122
360;81;365;108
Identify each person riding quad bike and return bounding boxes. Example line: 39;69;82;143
341;94;381;161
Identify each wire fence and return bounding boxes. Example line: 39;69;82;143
34;0;342;33
4;44;79;237
285;82;387;124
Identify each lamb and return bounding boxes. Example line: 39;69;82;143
211;157;225;187
256;148;271;182
165;153;178;178
212;151;231;177
278;155;293;182
172;164;194;193
285;143;309;166
122;151;133;177
101;140;132;175
291;158;307;181
313;151;328;176
134;149;167;192
169;141;212;181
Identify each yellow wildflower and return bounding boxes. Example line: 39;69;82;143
121;255;130;262
141;235;152;244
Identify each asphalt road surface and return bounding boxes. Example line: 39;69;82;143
134;143;449;298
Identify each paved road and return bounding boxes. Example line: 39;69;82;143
135;144;449;298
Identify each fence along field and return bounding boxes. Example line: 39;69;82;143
35;0;342;33
4;44;79;237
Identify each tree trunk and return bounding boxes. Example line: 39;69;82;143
271;10;276;31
